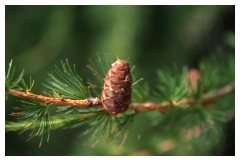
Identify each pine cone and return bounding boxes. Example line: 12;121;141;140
101;59;132;115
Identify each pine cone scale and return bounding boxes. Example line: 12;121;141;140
101;59;132;115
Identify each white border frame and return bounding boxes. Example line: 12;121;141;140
1;0;239;160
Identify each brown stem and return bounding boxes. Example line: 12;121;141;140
6;82;234;112
7;89;101;107
130;82;235;112
201;82;235;106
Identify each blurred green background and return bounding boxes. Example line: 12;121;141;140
5;5;234;155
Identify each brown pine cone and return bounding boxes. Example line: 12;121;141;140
101;59;132;115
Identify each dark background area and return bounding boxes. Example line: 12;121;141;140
5;5;235;156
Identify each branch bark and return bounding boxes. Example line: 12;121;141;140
131;82;235;112
6;82;234;113
7;89;101;107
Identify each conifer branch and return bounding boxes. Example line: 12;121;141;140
6;113;96;132
6;82;234;112
5;53;234;148
201;82;235;106
131;82;235;112
6;89;101;107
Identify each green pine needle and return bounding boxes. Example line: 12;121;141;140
86;53;116;97
78;110;135;143
44;59;89;100
199;52;234;90
9;100;52;147
5;60;25;91
156;65;189;103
